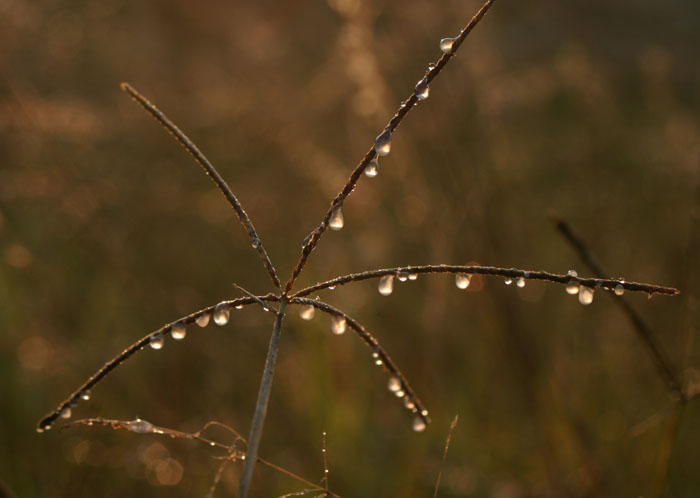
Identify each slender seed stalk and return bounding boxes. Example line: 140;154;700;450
237;298;288;498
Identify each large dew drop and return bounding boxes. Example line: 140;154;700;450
60;407;72;419
331;315;347;335
455;274;471;289
149;333;165;350
378;275;394;296
365;158;379;178
129;418;155;434
171;321;186;340
614;283;625;296
299;304;315;321
440;37;457;53
566;270;580;295
329;207;344;231
196;313;210;327
213;302;230;326
412;416;427;432
388;376;401;392
415;77;430;100
504;277;513;285
374;128;392;156
579;286;594;305
397;270;409;282
516;277;526;288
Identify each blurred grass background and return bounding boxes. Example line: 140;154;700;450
1;0;700;496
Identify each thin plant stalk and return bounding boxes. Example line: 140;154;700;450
238;298;288;498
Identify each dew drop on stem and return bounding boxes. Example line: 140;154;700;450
60;407;72;419
397;270;409;282
504;277;513;285
213;302;230;326
299;304;315;321
516;277;526;288
455;274;471;289
404;396;416;411
388;376;401;392
440;37;457;53
364;158;379;178
331;315;346;335
80;390;91;401
329;206;344;231
149;333;165;350
566;270;580;295
374;128;392;156
408;273;418;281
614;283;625;296
378;275;394;296
579;286;594;305
129;418;155;434
412;416;427;432
415;76;430;100
171;321;186;340
196;313;210;327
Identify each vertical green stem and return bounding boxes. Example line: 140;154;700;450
237;298;287;498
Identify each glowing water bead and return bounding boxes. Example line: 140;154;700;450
365;158;379;178
79;390;91;401
440;36;457;53
614;282;625;296
516;277;526;288
329;206;344;231
397;270;409;282
196;312;210;327
149;333;165;350
299;304;315;321
331;315;346;335
388;376;401;393
504;276;513;285
579;286;594;305
60;406;72;419
129;418;155;434
171;321;187;340
372;349;383;365
566;270;580;295
378;275;394;296
414;76;430;100
235;303;244;310
408;273;418;281
412;416;427;432
213;302;230;326
374;128;392;156
455;273;471;289
404;396;416;411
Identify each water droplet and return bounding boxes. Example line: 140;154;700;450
328;285;336;290
440;37;457;53
566;270;580;295
365;158;379;178
412;416;427;432
404;396;416;411
213;302;230;326
415;77;430;100
37;423;52;433
171;321;187;340
374;128;392;156
388;376;401;392
428;62;436;71
579;286;594;305
395;389;405;398
378;275;394;296
455;273;471;289
196;313;210;327
516;277;526;288
329;206;344;231
80;390;91;401
408;273;418;281
251;238;260;249
129;418;154;433
299;304;315;321
614;282;625;296
149;333;165;350
504;277;513;285
60;406;72;419
371;349;383;365
331;315;346;335
397;270;409;282
235;304;244;310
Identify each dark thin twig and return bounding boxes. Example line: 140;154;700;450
291;265;679;299
548;213;684;399
291;297;431;428
59;417;342;498
433;415;459;498
283;0;497;295
233;283;279;314
120;82;281;291
36;294;279;433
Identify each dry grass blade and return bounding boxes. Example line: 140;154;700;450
433;415;459;498
120;82;281;291
283;0;497;295
292;265;679;299
292;297;430;429
36;294;279;432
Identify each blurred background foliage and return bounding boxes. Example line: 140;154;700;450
1;0;699;496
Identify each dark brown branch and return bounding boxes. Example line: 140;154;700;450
36;294;279;433
292;265;680;299
120;82;281;291
433;415;459;498
291;297;431;429
549;213;684;399
283;0;497;295
59;417;342;498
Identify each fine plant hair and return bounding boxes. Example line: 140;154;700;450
36;0;683;496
